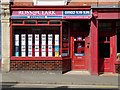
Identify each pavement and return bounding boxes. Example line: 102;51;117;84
1;71;119;87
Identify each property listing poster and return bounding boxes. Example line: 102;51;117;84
35;34;39;57
41;34;46;57
55;34;59;57
28;34;32;57
21;34;26;57
15;34;19;57
48;34;53;57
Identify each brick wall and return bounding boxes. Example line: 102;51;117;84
62;58;71;73
10;60;71;73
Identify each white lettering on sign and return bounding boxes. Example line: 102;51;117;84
65;11;75;14
18;11;40;15
76;11;82;14
83;11;90;14
18;11;56;15
42;11;56;15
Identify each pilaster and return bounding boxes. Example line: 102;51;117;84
1;0;10;72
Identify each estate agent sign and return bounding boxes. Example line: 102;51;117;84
11;10;92;19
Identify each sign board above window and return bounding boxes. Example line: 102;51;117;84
11;10;92;19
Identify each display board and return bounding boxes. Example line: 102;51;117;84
41;34;46;57
35;34;39;57
55;34;59;57
11;10;92;19
48;34;53;57
15;34;19;57
28;34;32;57
21;34;26;57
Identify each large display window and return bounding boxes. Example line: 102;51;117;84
10;20;63;60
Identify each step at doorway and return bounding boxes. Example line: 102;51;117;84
64;70;90;75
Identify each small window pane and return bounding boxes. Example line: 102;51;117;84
100;43;110;58
107;36;110;41
13;20;23;24
50;20;60;24
25;20;36;24
38;20;48;24
74;41;85;56
100;37;106;41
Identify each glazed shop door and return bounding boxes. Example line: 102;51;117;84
72;33;87;70
98;21;114;73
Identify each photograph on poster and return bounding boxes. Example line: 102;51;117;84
41;46;46;51
48;52;52;57
55;52;59;57
21;51;26;57
35;52;39;57
41;52;46;57
28;52;32;57
55;46;59;52
48;46;52;52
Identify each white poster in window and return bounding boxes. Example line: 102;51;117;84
15;34;19;41
15;34;19;46
35;34;39;45
48;34;52;45
21;47;26;51
35;45;39;51
15;34;19;57
41;34;46;45
48;52;52;57
21;51;26;57
35;34;39;57
41;52;46;57
55;34;59;46
28;51;32;57
35;52;39;57
28;45;32;51
21;34;26;45
48;46;52;52
28;34;32;45
41;46;46;52
41;34;46;57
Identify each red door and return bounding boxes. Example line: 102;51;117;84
98;35;112;72
71;32;88;70
98;21;115;73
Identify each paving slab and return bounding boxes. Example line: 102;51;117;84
1;71;119;86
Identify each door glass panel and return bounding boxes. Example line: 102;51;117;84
107;36;110;41
100;43;110;58
74;41;85;56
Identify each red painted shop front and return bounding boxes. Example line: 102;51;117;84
10;5;119;75
10;5;94;73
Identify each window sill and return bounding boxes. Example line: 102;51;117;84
10;57;62;60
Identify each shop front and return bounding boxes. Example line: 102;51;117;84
10;5;93;73
10;5;120;75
